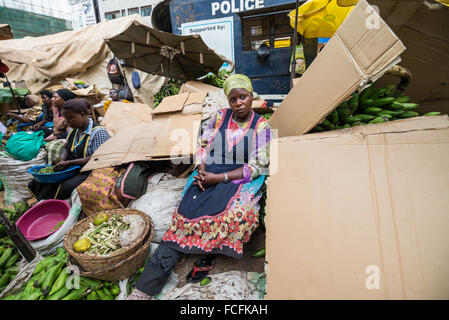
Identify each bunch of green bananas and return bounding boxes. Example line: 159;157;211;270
0;237;22;293
0;247;122;300
202;69;231;89
261;112;274;121
153;79;181;108
312;84;443;133
0;201;29;237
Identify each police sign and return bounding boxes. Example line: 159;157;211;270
211;0;265;15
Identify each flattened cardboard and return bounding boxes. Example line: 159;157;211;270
100;102;153;136
82;113;201;172
152;91;208;116
269;0;406;138
266;116;449;299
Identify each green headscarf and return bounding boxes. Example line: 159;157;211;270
223;74;253;96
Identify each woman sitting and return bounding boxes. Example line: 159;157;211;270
27;98;111;201
29;90;54;136
43;89;77;142
3;95;42;132
127;74;271;300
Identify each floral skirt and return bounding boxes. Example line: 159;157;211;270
161;170;265;259
77;167;125;216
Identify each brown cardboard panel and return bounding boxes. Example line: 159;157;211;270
266;116;449;299
82;113;201;171
100;102;153;136
371;0;449;104
151;92;189;114
269;0;406;138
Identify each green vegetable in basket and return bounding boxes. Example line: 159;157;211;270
37;166;55;175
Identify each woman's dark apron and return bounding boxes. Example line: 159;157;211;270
28;123;99;200
178;110;260;219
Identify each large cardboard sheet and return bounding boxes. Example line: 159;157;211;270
100;102;153;136
82;113;201;172
266;116;449;299
269;0;406;138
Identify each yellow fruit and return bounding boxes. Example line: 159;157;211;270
94;213;109;226
73;238;91;253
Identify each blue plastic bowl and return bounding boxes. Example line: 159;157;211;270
27;165;81;184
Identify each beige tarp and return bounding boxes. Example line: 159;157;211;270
0;15;165;106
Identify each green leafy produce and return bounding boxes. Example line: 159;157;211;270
36;166;55;175
153;79;181;108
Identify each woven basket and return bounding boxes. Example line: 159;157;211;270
63;208;153;273
68;230;153;281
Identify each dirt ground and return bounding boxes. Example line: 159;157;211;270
0;189;267;289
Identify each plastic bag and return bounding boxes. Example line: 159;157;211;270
119;214;146;247
127;173;188;242
160;271;266;300
6;131;45;161
0;149;46;205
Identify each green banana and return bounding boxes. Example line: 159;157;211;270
0;246;4;256
313;125;325;132
79;276;103;290
33;267;48;288
400;103;419;111
0;271;11;287
48;267;70;296
86;290;99;300
347;115;363;123
4;252;20;269
396;96;410;103
368;117;387;124
41;262;64;296
377;113;393;120
96;288;114;300
327;110;339;125
369;88;388;100
356;114;376;121
359;98;374;108
33;257;59;275
21;291;42;301
46;285;71;300
0;248;13;268
110;283;120;296
423;112;441;116
359;85;376;105
385;101;404;111
5;266;19;275
370;97;395;108
401;111;419;118
348;94;359;113
61;285;90;300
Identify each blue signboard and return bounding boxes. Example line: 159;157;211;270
169;0;302;102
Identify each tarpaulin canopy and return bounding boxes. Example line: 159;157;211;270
104;21;227;81
0;15;165;105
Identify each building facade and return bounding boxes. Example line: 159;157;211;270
0;0;72;38
97;0;164;26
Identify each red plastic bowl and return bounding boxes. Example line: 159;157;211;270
16;200;70;241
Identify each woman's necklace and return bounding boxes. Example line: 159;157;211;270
71;121;91;153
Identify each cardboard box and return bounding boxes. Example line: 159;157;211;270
269;0;406;138
100;102;153;136
370;0;449;107
82;113;201;172
152;91;207;117
266;116;449;299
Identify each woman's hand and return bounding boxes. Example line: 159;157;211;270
194;170;222;191
53;160;70;172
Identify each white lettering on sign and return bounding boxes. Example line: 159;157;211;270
211;0;265;16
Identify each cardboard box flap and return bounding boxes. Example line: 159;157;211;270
266;116;449;299
82;113;201;172
269;0;406;138
185;91;208;106
100;102;153;136
152;92;189;114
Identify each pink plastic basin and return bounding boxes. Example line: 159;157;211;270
16;200;70;241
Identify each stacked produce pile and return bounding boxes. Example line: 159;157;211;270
311;84;442;132
0;201;29;237
0;237;22;292
153;79;181;108
0;247;124;300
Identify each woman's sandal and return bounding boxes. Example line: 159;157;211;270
186;256;215;283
